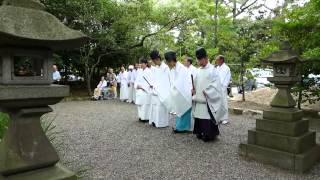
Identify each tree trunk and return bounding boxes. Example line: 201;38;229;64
297;76;304;109
85;66;92;96
233;0;237;25
241;60;246;101
214;0;219;47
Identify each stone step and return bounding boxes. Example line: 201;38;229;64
256;118;309;137
229;108;263;118
231;108;243;115
1;163;76;180
247;109;263;116
263;107;303;122
239;143;320;173
303;109;320;119
248;130;316;154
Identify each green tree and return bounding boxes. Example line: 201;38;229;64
42;0;192;95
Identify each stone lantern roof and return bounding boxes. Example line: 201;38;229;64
263;41;301;64
0;0;89;50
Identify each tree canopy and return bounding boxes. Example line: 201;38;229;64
40;0;319;102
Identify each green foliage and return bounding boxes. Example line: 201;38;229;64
0;113;9;139
39;0;319;102
42;0;195;94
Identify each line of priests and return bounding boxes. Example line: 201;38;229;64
134;48;227;142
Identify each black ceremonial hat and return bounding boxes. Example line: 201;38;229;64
164;51;177;62
150;50;161;60
140;58;148;64
196;47;207;59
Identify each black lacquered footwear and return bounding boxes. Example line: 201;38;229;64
196;134;203;139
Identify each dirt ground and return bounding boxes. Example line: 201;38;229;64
230;87;320;112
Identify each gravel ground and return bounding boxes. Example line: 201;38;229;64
48;100;320;180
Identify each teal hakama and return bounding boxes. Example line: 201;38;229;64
175;108;192;131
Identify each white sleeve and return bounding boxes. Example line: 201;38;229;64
124;72;128;82
57;72;61;80
211;67;221;85
128;72;132;83
222;67;231;87
97;81;102;88
102;81;107;88
134;73;140;89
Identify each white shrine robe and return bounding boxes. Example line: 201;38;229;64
119;71;129;101
166;62;193;131
166;62;193;117
187;64;197;77
132;69;138;103
134;68;152;121
127;70;134;103
216;63;231;121
193;63;227;123
148;62;171;128
185;64;197;130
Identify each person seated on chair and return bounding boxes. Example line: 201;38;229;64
93;76;107;100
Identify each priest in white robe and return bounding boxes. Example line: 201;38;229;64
192;47;227;142
132;63;140;103
164;51;193;133
184;56;197;130
134;59;152;122
127;65;134;103
215;55;231;125
184;57;197;76
148;50;171;128
119;66;129;102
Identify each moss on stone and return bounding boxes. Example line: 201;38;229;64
0;4;88;49
2;0;44;10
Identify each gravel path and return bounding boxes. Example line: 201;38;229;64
48;100;320;180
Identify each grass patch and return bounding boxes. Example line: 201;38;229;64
0;112;9;139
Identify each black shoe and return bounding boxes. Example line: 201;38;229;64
196;134;203;139
138;118;142;122
202;136;210;142
173;129;180;133
152;122;156;127
173;129;188;134
202;136;217;142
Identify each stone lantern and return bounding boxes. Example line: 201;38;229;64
266;41;301;108
240;42;320;173
0;0;88;179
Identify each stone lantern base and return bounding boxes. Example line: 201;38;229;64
240;107;320;173
0;85;77;179
0;164;76;180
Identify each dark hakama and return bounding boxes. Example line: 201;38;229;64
193;104;220;141
193;118;219;140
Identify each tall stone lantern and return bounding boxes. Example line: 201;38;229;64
240;42;320;173
0;0;88;179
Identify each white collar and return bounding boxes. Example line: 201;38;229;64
200;63;211;69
